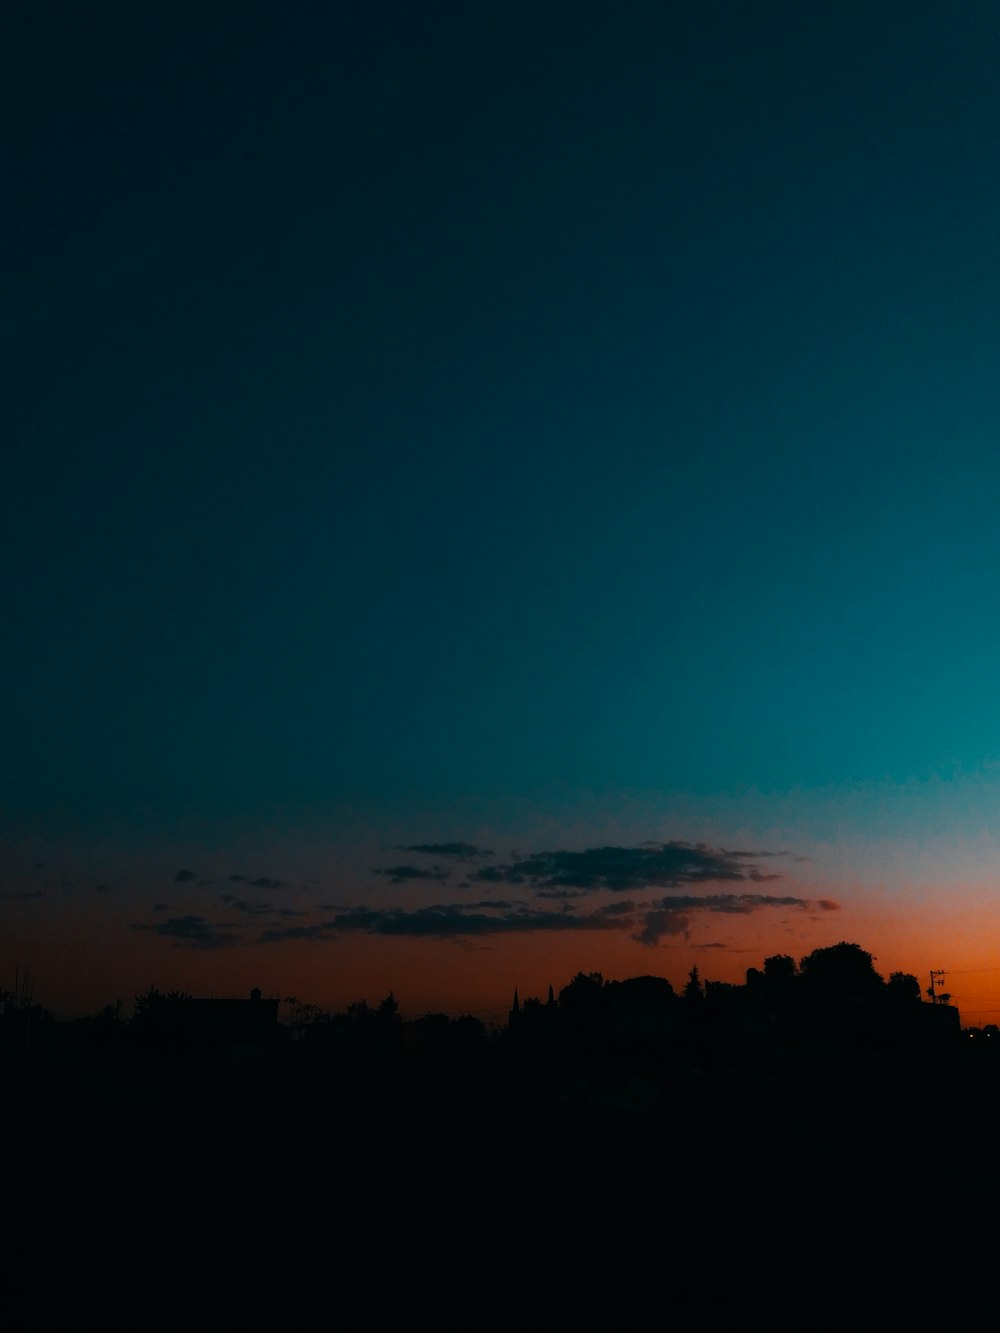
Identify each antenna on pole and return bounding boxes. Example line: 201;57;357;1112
928;970;947;1004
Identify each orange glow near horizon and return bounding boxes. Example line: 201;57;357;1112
9;884;1000;1029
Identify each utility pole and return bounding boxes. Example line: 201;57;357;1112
929;970;946;1004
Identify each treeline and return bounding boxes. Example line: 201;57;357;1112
505;940;964;1064
0;941;964;1088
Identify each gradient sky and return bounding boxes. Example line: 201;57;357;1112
5;1;1000;1025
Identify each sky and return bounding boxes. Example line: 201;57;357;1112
4;0;1000;1026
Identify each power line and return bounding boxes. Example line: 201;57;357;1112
930;966;1000;976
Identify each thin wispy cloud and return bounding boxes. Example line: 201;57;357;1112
373;864;451;884
400;842;494;859
219;895;305;918
256;889;838;946
634;894;840;946
464;842;788;893
259;902;629;944
131;836;837;954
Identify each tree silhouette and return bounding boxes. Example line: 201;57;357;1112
130;987;193;1056
797;943;889;1050
0;969;53;1057
131;987;191;1026
683;966;706;1010
346;999;373;1025
283;996;328;1040
887;972;921;1005
764;954;796;981
558;971;606;1044
684;966;703;997
798;943;884;1001
558;971;604;1013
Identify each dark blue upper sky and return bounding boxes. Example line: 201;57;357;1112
5;0;1000;840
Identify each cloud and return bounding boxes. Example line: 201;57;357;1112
131;915;241;950
373;864;451;885
254;877;839;945
469;865;525;885
633;893;840;946
361;905;627;937
633;910;691;946
219;895;304;918
599;900;636;917
720;849;786;859
251;877;284;889
656;892;813;915
258;902;631;944
467;842;787;894
239;835;837;949
401;842;494;859
173;869;197;883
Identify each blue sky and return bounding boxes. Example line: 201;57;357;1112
5;2;1000;1020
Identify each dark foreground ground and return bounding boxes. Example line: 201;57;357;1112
3;1039;995;1327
